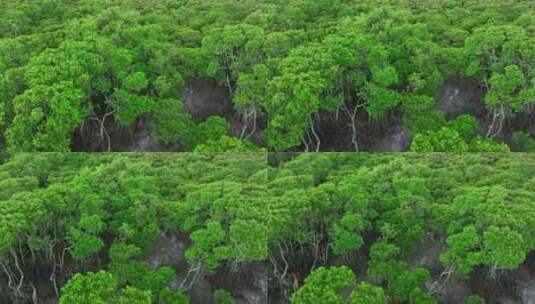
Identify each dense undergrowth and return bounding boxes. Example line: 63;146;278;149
0;0;534;152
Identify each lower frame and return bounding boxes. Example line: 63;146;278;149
0;153;533;304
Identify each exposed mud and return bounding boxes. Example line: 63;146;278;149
295;76;533;152
13;75;531;152
149;233;190;271
368;124;411;152
69;78;266;152
148;233;267;304
181;78;266;146
215;263;268;304
303;107;410;152
71;117;171;152
517;255;535;304
266;231;535;304
181;78;235;122
436;76;486;119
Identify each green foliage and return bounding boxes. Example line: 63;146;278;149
440;184;535;276
0;1;263;151
194;136;262;153
2;0;532;151
290;266;356;304
159;288;190;304
185;221;229;271
0;153;266;303
331;212;365;255
7;81;87;151
464;25;535;113
411;127;469;152
291;266;387;304
349;283;388;304
59;271;155;304
270;153;535;302
151;98;194;145
1;152;535;303
409;288;438;304
389;268;432;302
59;271;118;304
213;289;235;304
410;115;511;152
190;117;231;148
483;226;526;269
440;226;483;276
467;295;485;304
117;287;152;304
513;132;535;152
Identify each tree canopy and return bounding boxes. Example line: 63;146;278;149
0;153;266;303
1;0;534;152
269;153;535;303
1;152;534;303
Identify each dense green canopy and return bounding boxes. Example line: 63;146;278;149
0;153;267;303
0;0;534;152
269;153;535;303
1;153;534;303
